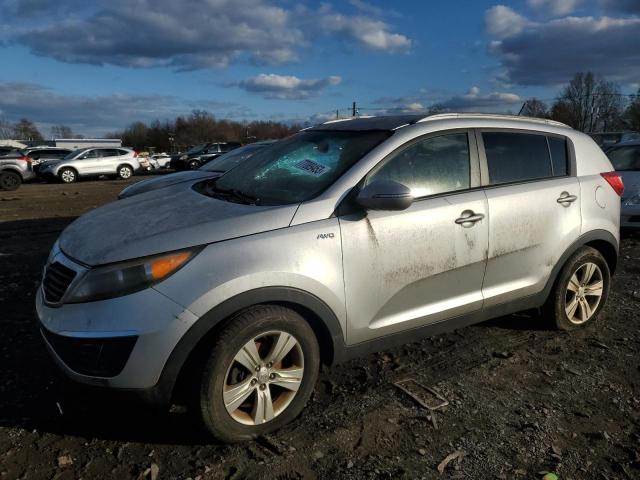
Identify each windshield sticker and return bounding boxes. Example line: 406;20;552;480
294;159;328;177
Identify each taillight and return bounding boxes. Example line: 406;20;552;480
19;155;32;164
600;171;624;197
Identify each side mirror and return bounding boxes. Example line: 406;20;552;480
355;180;414;211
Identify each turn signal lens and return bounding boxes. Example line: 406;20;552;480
150;252;192;280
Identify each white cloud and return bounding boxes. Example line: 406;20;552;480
485;5;529;38
527;0;583;16
319;10;411;52
235;74;342;99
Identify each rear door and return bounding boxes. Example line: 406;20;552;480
478;130;581;307
96;149;121;174
339;130;489;344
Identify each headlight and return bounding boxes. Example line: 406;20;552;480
66;248;200;303
625;194;640;206
180;154;188;160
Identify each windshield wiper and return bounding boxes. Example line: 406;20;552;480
205;182;260;205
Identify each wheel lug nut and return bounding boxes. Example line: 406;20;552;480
269;373;276;380
250;379;257;386
259;384;267;390
267;362;273;368
255;366;261;372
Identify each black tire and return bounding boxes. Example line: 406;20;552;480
116;164;133;180
58;167;77;183
0;171;22;191
188;160;200;170
544;246;610;330
199;305;320;443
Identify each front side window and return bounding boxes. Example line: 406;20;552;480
210;130;391;205
483;132;552;185
607;146;640;171
79;150;98;159
186;143;208;155
367;133;471;198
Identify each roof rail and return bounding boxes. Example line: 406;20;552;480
417;113;570;128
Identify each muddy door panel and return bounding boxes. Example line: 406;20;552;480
340;190;489;345
482;177;581;306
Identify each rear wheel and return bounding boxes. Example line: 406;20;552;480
117;165;133;179
188;160;200;170
0;171;21;191
199;305;320;443
545;246;610;330
59;167;77;183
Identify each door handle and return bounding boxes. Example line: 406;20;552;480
455;210;485;227
557;192;578;206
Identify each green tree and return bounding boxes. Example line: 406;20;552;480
13;118;43;141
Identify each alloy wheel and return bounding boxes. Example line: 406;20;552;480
223;331;304;425
60;169;75;183
119;167;132;178
565;262;603;324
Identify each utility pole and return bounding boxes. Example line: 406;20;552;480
352;101;357;117
336;109;339;120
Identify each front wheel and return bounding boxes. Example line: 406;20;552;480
545;246;610;330
0;171;22;191
117;165;133;179
59;167;77;183
199;305;320;443
188;160;200;170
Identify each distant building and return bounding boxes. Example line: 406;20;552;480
55;138;122;149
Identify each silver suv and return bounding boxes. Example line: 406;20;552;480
37;114;622;442
38;147;140;183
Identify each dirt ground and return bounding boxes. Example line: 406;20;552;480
1;178;639;480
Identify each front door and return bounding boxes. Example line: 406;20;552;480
339;131;489;344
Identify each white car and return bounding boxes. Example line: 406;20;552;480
39;147;141;183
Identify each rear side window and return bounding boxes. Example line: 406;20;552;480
483;132;552;185
548;137;568;176
368;133;471;198
117;149;130;156
99;149;119;157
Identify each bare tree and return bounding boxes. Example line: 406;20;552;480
550;72;625;132
520;98;549;118
624;89;640;132
13;118;43;141
50;125;74;139
0;119;16;140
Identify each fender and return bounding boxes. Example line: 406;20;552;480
148;287;345;404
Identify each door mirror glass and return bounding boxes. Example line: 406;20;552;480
356;180;414;211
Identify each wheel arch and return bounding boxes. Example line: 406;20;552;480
0;167;24;179
156;287;345;405
117;163;135;172
543;230;619;299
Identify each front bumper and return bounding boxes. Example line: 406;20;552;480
36;281;199;393
621;203;640;228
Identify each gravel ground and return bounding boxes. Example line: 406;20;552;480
1;178;639;480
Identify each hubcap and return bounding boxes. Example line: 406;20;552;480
223;331;304;426
120;167;131;178
565;262;603;324
61;170;75;182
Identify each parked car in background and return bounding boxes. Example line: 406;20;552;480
590;131;640;149
606;140;640;228
23;147;73;174
38;147;140;183
170;142;242;170
149;153;172;169
38;114;621;442
0;148;35;190
118;141;275;199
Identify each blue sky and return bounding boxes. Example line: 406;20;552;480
0;0;638;136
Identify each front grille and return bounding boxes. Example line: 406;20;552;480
43;261;77;303
42;328;138;377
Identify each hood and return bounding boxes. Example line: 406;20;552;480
118;170;221;199
619;171;640;200
59;182;298;266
